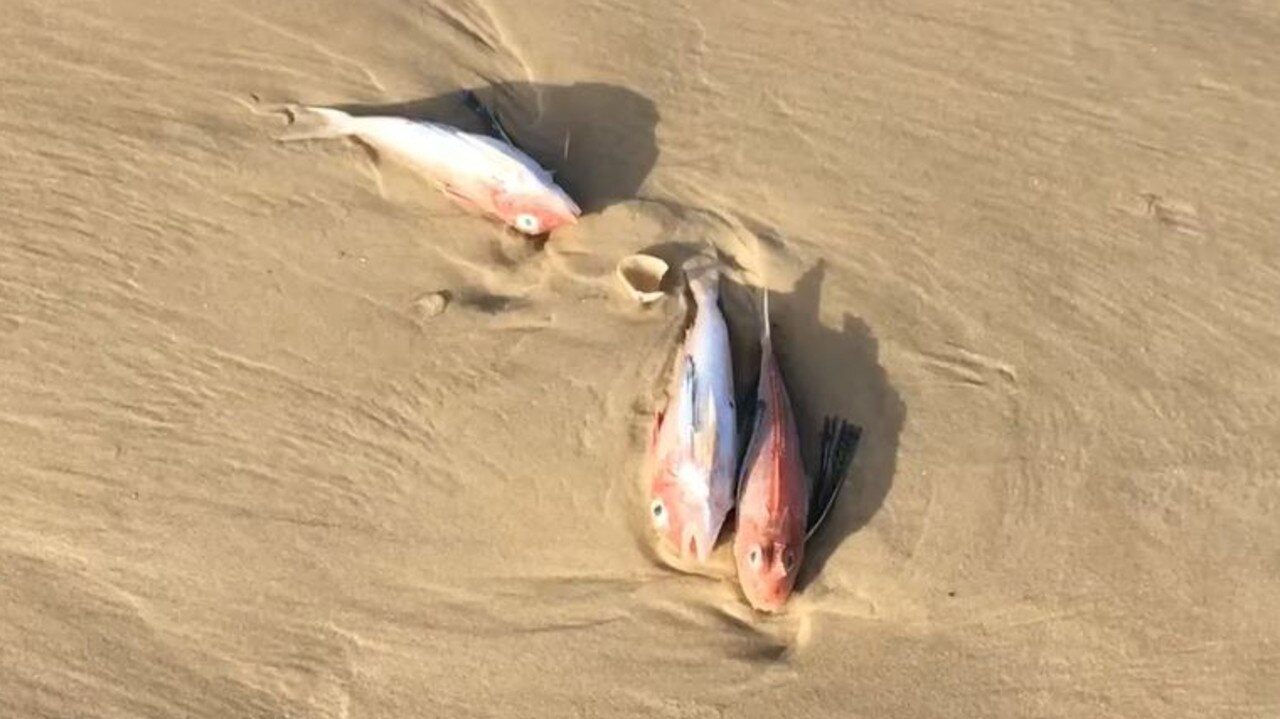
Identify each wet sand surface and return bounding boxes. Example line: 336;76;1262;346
2;1;1278;717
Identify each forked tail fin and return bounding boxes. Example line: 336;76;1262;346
683;256;721;306
277;105;359;142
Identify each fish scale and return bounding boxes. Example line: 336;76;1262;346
276;104;580;236
733;289;861;612
644;259;738;564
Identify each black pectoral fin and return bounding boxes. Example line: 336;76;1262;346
463;90;520;149
806;416;863;541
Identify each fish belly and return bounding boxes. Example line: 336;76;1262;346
687;304;737;507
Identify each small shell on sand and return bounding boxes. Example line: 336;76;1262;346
616;254;670;304
411;290;451;321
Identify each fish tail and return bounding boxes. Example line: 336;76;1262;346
683;256;721;306
277;105;358;142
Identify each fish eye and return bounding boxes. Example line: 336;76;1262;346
781;548;797;572
514;213;540;233
748;546;763;568
650;499;667;528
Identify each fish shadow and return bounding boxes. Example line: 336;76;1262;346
328;82;660;214
638;244;905;591
751;262;905;591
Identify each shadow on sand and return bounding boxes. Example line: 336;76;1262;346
638;242;906;593
328;81;660;215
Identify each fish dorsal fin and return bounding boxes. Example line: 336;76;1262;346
761;287;772;344
735;396;768;503
462;89;521;149
805;416;863;542
736;289;775;504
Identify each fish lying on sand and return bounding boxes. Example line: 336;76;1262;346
645;258;739;564
733;290;861;611
277;103;580;236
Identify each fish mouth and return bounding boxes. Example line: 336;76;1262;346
742;582;792;613
543;198;579;231
555;187;582;218
680;522;715;563
746;593;788;613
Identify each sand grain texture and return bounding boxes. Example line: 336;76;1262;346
2;0;1278;717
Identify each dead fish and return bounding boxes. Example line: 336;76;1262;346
278;105;581;235
645;258;739;563
732;290;861;612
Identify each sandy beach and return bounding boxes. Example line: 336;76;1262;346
2;1;1278;716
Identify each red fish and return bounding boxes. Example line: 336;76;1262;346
278;105;581;235
732;291;861;611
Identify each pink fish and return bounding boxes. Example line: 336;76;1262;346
733;291;861;611
645;259;739;564
278;105;581;235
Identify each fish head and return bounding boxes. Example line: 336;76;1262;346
493;184;581;235
648;463;725;564
733;528;803;612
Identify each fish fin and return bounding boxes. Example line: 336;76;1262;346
277;105;358;142
734;387;756;460
735;396;768;503
736;289;775;503
805;416;862;541
761;287;773;345
649;410;664;452
462;90;520;149
442;185;483;214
